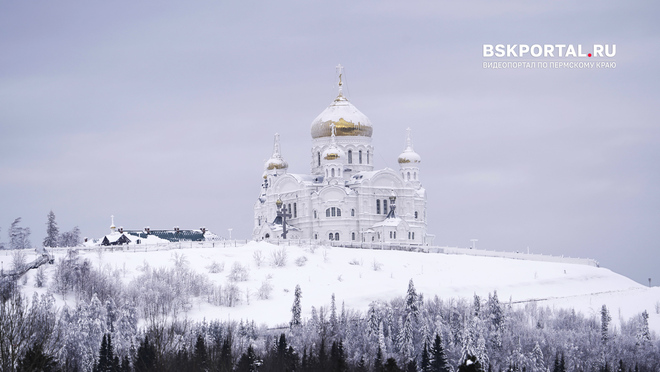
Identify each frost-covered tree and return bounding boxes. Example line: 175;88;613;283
330;293;338;335
601;305;611;345
59;226;81;248
43;210;59;248
636;310;651;346
8;217;31;250
291;284;302;329
406;279;419;321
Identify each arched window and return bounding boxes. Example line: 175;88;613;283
337;208;342;216
393;231;396;239
329;233;334;240
376;200;381;214
348;150;353;164
288;204;292;215
351;232;355;240
326;209;331;217
265;233;270;238
351;209;355;216
383;199;388;215
367;150;370;164
326;169;328;178
412;232;415;239
334;232;339;241
293;203;297;218
414;172;417;180
414;211;418;219
359;150;363;164
318;152;321;166
314;210;318;219
408;231;411;239
331;168;335;177
389;231;393;238
314;233;318;239
407;171;411;180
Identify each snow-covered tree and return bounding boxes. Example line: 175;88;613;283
43;210;59;248
406;279;419;321
59;226;81;248
601;304;611;345
8;217;31;250
636;310;651;346
291;284;302;329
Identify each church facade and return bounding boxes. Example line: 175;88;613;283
253;71;431;245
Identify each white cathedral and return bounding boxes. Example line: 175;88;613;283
253;68;432;245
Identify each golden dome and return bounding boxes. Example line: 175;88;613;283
310;94;373;139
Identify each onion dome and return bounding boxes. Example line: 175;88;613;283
264;133;288;170
398;128;421;164
322;123;346;161
310;66;373;139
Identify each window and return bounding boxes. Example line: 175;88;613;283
318;152;321;166
331;168;335;177
414;211;418;219
407;171;411;180
348;150;352;164
393;231;396;239
412;232;415;240
383;199;388;215
408;231;411;239
314;233;318;239
376;200;381;214
288;204;292;215
293;203;297;218
351;209;355;217
314;210;317;219
414;172;417;180
335;232;339;241
389;231;393;239
326;207;341;217
351;232;355;240
367;150;370;164
329;233;334;240
359;150;363;164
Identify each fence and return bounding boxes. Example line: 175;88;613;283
0;238;598;268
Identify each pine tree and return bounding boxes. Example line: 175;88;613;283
406;279;419;321
219;334;232;372
17;343;59;372
135;335;157;372
431;334;449;372
291;284;302;329
194;334;207;371
236;345;260;372
601;305;611;345
421;342;431;372
43;210;59;248
330;293;338;336
375;346;385;372
384;358;402;372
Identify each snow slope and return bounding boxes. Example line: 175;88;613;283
9;241;660;333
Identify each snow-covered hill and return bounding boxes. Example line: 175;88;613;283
10;241;660;333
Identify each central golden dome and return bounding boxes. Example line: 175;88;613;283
310;94;373;139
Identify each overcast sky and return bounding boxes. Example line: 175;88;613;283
1;1;658;285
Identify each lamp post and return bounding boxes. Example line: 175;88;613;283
470;239;478;249
228;228;233;240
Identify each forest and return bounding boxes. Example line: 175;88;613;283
1;246;658;372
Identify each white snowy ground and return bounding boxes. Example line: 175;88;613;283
8;241;660;333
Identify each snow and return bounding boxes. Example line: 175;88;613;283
7;241;660;333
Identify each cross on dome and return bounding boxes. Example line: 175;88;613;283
335;63;344;95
